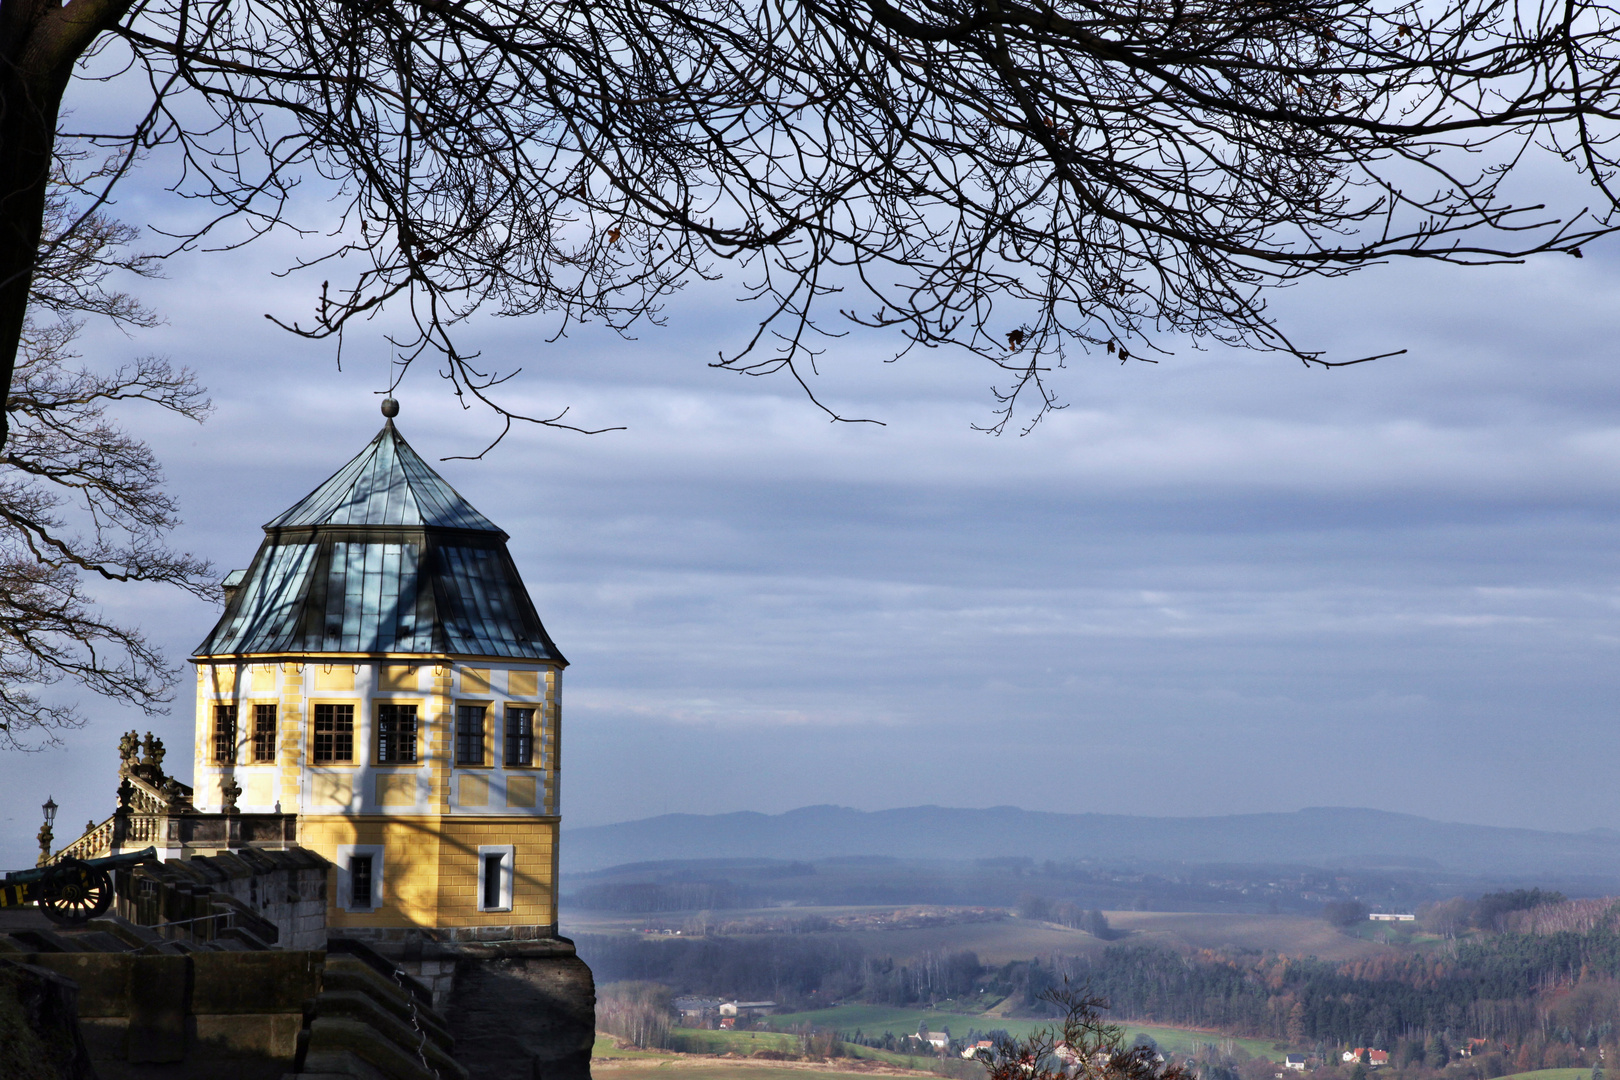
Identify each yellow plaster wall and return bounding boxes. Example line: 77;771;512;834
313;664;355;691
190;653;563;929
299;814;556;929
280;664;305;809
437;817;557;927
430;665;454;812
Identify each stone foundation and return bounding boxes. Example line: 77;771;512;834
348;933;594;1080
444;942;596;1080
0;958;97;1080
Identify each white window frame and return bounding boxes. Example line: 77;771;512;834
477;844;514;912
335;844;385;912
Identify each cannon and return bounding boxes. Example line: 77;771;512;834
0;847;156;925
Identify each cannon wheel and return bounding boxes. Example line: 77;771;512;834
38;859;114;924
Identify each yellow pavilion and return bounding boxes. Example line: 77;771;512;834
188;398;565;940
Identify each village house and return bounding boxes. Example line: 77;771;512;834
1343;1049;1391;1066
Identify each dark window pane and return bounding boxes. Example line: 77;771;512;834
252;704;277;763
213;705;237;764
350;854;373;908
505;708;535;766
456;706;485;765
313;704;354;763
376;704;418;764
483;854;503;909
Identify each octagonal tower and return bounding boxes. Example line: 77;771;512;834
190;403;565;941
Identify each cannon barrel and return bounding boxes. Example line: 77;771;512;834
1;846;158;886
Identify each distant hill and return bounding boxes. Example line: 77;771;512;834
562;805;1620;880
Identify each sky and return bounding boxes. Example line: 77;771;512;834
3;114;1620;873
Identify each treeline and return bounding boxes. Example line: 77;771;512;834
1418;889;1570;938
574;934;983;1005
1034;926;1620;1046
566;881;762;912
1016;896;1120;938
577;913;1620;1053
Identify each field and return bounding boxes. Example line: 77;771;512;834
1098;911;1395;961
580;905;1394;1073
595;1031;935;1072
594;1064;925;1080
564;907;1395;966
1336;921;1446;948
759;1004;1277;1060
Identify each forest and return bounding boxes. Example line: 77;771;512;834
577;894;1620;1073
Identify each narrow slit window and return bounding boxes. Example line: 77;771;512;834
313;704;354;763
483;853;503;909
456;705;486;765
376;703;418;764
505;707;535;766
350;854;373;908
212;705;238;764
252;704;277;763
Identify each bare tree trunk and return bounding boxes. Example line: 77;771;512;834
0;0;135;452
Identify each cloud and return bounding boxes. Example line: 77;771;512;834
6;149;1620;868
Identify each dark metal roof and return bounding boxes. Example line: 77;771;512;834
194;422;562;663
265;421;501;533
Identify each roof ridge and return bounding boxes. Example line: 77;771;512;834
263;422;501;533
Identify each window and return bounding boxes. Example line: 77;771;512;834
313;704;354;763
336;844;383;912
505;707;535;766
483;854;502;909
251;704;277;763
477;845;514;911
212;705;238;764
456;705;486;765
350;854;373;908
376;703;418;764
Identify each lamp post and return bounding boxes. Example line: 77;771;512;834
37;795;56;866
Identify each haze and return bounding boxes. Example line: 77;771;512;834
1;177;1618;872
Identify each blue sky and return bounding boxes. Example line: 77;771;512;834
2;144;1619;873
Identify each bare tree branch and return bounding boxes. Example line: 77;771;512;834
0;0;1617;450
0;182;213;750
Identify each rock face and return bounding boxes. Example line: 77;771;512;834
445;942;596;1080
0;958;98;1080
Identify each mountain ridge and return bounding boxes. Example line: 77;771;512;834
561;804;1620;879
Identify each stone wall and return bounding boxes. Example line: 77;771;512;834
0;958;96;1080
2;946;471;1080
117;847;329;949
13;949;319;1080
444;940;597;1080
345;931;598;1080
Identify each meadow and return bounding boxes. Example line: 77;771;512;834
760;1004;1278;1059
564;906;1395;966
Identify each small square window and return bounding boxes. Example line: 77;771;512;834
313;704;354;763
505;707;535;766
376;703;418;764
252;704;277;763
212;705;238;764
456;705;486;765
